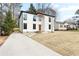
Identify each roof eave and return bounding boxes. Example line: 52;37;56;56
18;11;56;19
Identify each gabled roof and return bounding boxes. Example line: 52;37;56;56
19;11;56;19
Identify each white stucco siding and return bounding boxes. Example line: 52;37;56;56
37;15;44;32
19;14;23;32
51;17;54;32
54;21;57;30
41;17;45;32
23;13;39;32
44;16;51;32
20;12;55;32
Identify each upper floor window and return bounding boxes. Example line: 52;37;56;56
49;17;51;22
24;14;27;20
33;16;36;21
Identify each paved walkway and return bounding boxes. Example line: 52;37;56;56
0;33;61;56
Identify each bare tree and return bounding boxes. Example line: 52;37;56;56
36;3;51;12
0;3;22;35
0;3;4;35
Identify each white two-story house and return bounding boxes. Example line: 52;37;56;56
19;11;55;33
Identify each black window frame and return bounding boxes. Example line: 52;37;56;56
24;23;27;29
49;24;51;29
24;14;27;20
33;24;36;29
33;16;36;21
49;17;51;22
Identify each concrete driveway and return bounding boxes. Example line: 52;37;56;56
0;33;61;56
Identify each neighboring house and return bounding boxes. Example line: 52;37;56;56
19;11;55;33
64;19;77;30
54;21;68;31
65;23;77;30
54;20;77;30
54;20;77;31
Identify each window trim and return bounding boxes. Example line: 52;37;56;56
24;14;27;20
49;24;51;30
49;17;51;22
24;23;27;29
33;24;36;29
33;16;36;21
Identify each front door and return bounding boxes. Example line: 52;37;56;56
39;25;41;31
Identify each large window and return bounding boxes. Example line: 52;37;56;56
33;24;36;29
33;16;36;21
49;24;51;29
24;14;27;20
24;23;27;29
49;17;51;22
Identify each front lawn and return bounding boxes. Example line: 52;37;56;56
29;31;79;56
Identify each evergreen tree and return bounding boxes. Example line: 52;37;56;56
3;10;16;35
29;3;36;14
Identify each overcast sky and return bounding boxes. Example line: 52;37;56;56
52;3;79;22
21;3;79;22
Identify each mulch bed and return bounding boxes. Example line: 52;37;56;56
0;36;8;46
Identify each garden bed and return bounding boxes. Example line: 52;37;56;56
0;36;8;46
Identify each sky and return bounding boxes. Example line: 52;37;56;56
21;3;79;22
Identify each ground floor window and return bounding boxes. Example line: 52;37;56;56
49;24;51;29
24;23;27;29
33;24;36;29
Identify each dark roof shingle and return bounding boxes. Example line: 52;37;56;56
19;11;56;19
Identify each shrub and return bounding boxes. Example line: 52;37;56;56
13;28;20;32
2;10;16;35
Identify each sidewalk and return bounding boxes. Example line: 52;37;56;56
0;33;61;56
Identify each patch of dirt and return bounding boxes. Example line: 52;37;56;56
0;36;8;46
